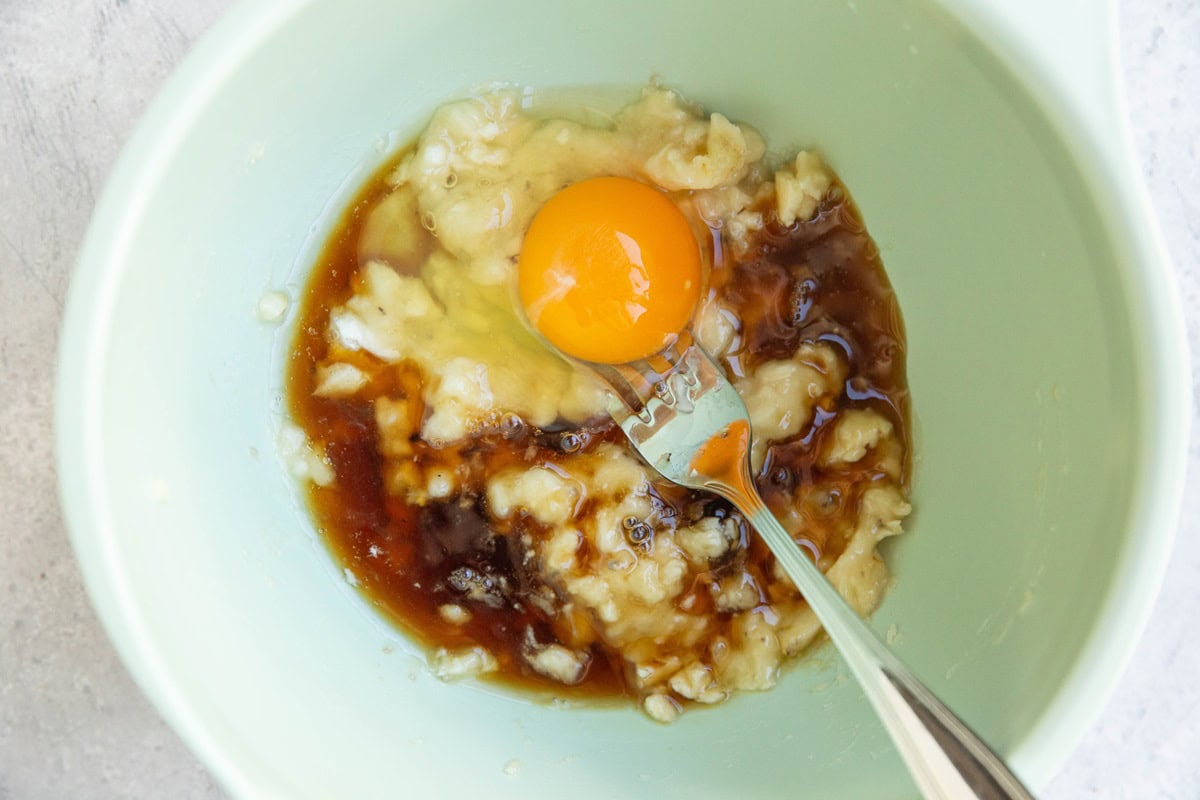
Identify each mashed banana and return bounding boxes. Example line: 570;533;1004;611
289;86;910;721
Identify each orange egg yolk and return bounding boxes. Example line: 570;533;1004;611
518;176;702;364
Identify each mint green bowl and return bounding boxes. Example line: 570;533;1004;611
56;0;1189;797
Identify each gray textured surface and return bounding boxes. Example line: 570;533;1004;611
1;0;1197;797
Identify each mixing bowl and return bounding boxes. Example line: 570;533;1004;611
56;0;1189;797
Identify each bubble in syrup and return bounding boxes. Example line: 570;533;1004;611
500;413;525;439
770;466;793;490
623;516;652;545
790;278;817;326
448;566;492;594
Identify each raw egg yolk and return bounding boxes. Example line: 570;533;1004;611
518;176;702;364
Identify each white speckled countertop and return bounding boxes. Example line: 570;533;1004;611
1;1;1196;797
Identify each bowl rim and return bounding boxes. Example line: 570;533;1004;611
958;0;1193;785
55;0;1191;796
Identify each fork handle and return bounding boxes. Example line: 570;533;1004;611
743;504;1036;800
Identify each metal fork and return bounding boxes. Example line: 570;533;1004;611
589;337;1034;800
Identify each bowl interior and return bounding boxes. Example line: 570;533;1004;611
60;0;1160;797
